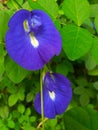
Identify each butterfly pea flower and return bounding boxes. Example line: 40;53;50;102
5;9;62;70
34;72;72;118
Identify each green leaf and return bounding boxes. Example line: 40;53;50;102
8;94;18;106
17;104;25;114
75;77;88;86
0;106;9;118
91;38;98;64
93;82;98;90
56;61;74;76
8;86;25;106
62;0;90;26
61;25;92;60
7;0;23;9
7;120;15;129
17;86;25;101
0;11;10;42
63;106;98;130
74;87;86;95
80;93;90;106
88;66;98;75
95;15;98;33
0;57;5;77
90;4;98;17
22;1;32;10
0;44;6;77
23;123;36;130
26;91;34;103
25;108;31;116
0;44;6;57
30;116;36;122
85;54;96;70
5;56;30;83
28;0;59;20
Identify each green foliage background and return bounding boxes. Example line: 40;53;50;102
0;0;98;129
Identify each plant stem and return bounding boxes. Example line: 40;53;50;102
40;70;44;130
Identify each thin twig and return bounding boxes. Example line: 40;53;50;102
37;118;48;129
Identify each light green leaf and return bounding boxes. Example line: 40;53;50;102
91;38;98;64
7;0;23;9
28;0;59;20
85;54;96;70
61;25;92;60
0;44;6;77
90;4;98;17
22;1;32;10
0;11;10;42
25;108;31;116
63;106;98;130
17;104;25;114
0;106;9;118
7;120;15;129
26;91;34;103
88;66;98;75
8;94;18;106
62;0;90;26
17;86;25;101
0;57;5;77
30;116;36;122
5;56;30;83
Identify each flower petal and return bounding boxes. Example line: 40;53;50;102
6;27;44;70
8;9;30;34
34;87;56;118
33;10;62;55
5;9;62;70
34;72;72;118
44;72;72;115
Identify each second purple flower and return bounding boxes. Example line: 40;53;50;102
34;72;72;118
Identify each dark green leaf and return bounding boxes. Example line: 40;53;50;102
93;82;98;90
74;87;86;95
63;106;98;130
80;93;90;106
56;61;74;76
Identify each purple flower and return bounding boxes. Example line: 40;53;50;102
34;72;72;118
5;9;62;70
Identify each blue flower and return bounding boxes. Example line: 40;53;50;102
34;72;72;118
5;9;62;70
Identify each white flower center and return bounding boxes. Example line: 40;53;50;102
29;33;39;48
49;91;55;101
23;20;30;32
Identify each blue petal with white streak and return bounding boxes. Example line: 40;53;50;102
34;72;72;118
5;9;62;70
